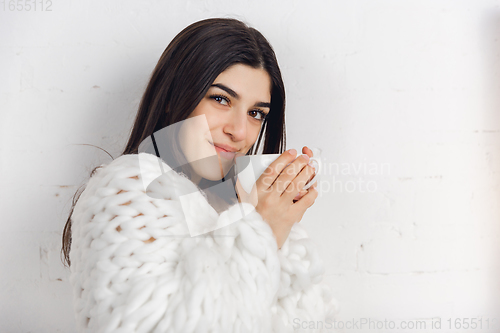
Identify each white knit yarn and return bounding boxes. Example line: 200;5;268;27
69;152;337;333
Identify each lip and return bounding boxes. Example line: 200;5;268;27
212;142;238;152
208;141;237;160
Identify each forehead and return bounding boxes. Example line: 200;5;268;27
212;64;271;101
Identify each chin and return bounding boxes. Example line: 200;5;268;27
184;139;236;182
193;166;228;182
195;159;234;183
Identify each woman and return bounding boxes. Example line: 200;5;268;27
62;17;336;332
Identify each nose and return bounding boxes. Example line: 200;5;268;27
223;108;247;141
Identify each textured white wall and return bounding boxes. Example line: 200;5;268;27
1;0;499;332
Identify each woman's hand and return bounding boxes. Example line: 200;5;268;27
292;146;317;202
236;146;319;249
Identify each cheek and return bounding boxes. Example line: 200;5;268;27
191;101;219;126
189;97;213;118
247;126;261;145
178;112;214;158
204;113;224;133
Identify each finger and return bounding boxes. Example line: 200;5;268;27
302;150;317;186
305;166;317;184
282;163;316;201
302;146;313;158
257;149;297;191
294;189;308;200
302;180;318;193
272;153;311;194
291;186;318;210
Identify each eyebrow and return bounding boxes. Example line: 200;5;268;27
210;83;271;108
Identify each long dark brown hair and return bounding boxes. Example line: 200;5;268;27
61;17;287;268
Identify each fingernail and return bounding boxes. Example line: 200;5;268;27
301;154;310;162
294;193;301;200
288;149;296;155
308;162;315;168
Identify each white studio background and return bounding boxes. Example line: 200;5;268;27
1;0;500;332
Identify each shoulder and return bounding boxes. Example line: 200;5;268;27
89;152;169;184
69;153;189;262
79;152;176;198
71;153;186;228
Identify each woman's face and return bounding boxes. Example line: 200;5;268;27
179;63;272;184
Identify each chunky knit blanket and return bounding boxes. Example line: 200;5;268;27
69;152;337;333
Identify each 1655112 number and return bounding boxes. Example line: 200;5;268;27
1;0;52;11
447;317;497;330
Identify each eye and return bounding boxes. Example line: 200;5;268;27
249;109;269;122
210;93;268;122
210;94;230;106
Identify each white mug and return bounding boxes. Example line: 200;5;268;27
235;147;322;194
